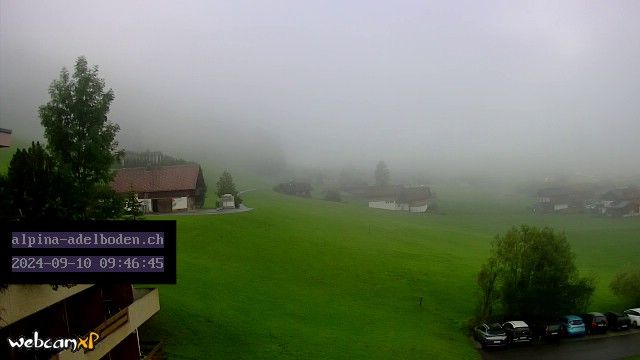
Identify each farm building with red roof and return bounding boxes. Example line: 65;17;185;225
111;164;206;213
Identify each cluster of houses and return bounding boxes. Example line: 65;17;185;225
535;185;640;217
104;149;635;219
273;179;434;213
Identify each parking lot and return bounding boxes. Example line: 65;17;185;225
477;329;640;360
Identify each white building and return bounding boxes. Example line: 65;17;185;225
221;194;235;209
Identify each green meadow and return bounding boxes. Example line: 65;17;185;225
142;183;640;359
2;147;637;358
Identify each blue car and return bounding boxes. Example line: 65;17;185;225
560;315;586;337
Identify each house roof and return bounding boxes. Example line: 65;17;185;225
366;185;403;199
0;128;12;134
111;164;202;194
398;186;432;202
367;185;431;202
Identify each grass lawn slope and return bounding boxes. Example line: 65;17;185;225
142;185;639;359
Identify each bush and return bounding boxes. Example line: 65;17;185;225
610;268;640;306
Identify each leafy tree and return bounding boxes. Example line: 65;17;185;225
476;258;499;321
39;56;123;219
476;225;594;322
610;268;640;306
216;171;242;207
374;161;390;187
3;142;72;219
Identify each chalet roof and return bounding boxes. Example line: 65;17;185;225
398;186;432;202
367;185;431;202
111;164;203;194
366;185;403;199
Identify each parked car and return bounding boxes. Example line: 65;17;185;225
502;321;532;344
623;308;640;328
605;311;631;330
531;320;562;341
474;323;508;348
559;315;586;337
580;312;608;334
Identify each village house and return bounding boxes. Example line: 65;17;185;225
0;128;12;148
367;185;432;213
534;185;596;213
599;186;640;217
111;164;206;213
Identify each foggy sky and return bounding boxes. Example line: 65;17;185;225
1;0;639;177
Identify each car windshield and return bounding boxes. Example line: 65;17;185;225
487;325;503;335
594;316;606;322
570;320;583;325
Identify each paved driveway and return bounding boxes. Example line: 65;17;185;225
480;330;640;360
146;204;253;216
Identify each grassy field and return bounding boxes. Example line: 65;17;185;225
3;142;638;358
141;184;640;359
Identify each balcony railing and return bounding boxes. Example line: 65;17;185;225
56;287;160;360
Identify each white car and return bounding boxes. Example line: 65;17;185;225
624;308;640;328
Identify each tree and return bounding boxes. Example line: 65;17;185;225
374;161;390;187
39;56;123;219
610;268;640;306
216;171;242;207
476;225;594;322
3;142;72;219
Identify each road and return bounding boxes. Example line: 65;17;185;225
480;331;640;360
